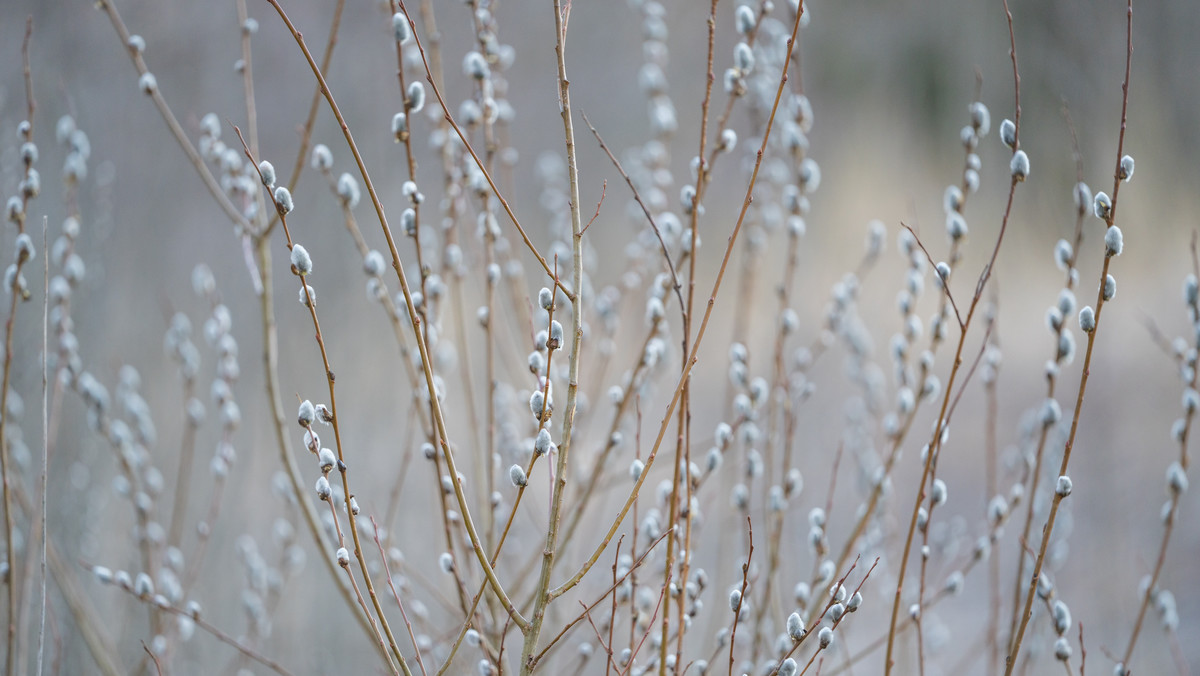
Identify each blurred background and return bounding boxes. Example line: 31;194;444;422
0;0;1197;673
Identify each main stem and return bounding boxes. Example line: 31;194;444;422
520;2;585;672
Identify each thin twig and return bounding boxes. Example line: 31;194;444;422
372;517;428;676
520;1;589;666
141;642;162;676
727;517;754;676
580;180;606;236
37;215;48;676
901;223;963;329
97;577;295;676
531;531;670;667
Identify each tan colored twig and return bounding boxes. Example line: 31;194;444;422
581;113;682;309
2;20;38;669
98;575;295;676
531;531;670;667
727;517;755;675
519;1;588;669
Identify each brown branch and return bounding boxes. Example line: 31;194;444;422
727;517;755;675
901;223;964;329
580;180;606;236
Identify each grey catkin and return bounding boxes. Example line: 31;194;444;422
392;12;411;43
290;244;312;275
273;186;294;215
1105;225;1124;257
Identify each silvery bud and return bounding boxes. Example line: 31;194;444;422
999;119;1016;149
290;243;312;275
258;160;276;187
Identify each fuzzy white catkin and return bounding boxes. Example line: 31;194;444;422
1010;150;1030;181
463;51;490;80
1166;461;1188;496
1054;239;1073;270
509;464;527;488
402;180;421;202
1094;191;1112;219
318;448;336;473
92;566;112;584
274;186;294;215
290;244;312;275
311;144;333;170
529;391;545;420
20;168;40;198
1078;306;1096;333
999;119;1016;149
134;572;154;598
847;591;863;610
1073;181;1093;214
407;82;426;114
786;611;805;640
1056;475;1072;497
298;400;315;426
1105;225;1124;256
969;101;991;136
734;42;755;73
1053;599;1072;635
6;198;22;223
944;185;964;214
1119;154;1135;181
817;626;833;648
392;12;411;43
946;212;967;240
1041;398;1062;427
720;128;738;152
392;112;408;141
14;234;35;263
364;250;386;277
257;160;276;187
336;547;350;567
138;72;157;94
534;428;552;456
931;478;947;507
735;5;756;34
1055;637;1072;660
337;173;361;208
